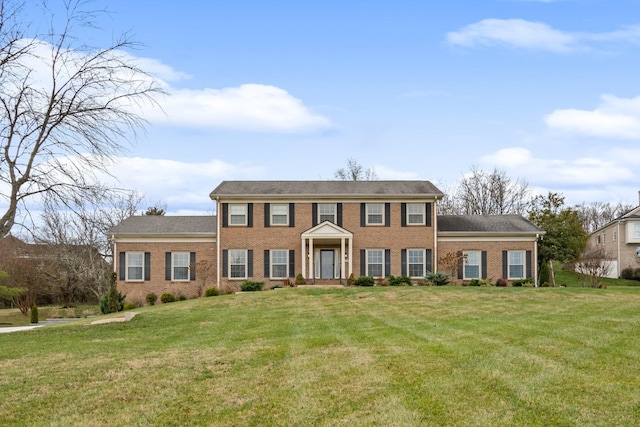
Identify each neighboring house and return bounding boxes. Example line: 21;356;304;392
108;216;217;303
586;204;640;278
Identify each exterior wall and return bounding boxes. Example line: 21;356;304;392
115;240;216;304
438;240;537;284
588;220;640;277
218;200;436;288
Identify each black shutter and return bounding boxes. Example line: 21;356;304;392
385;249;391;277
426;203;432;227
289;203;295;227
264;250;270;278
337;203;343;227
458;257;464;280
165;252;171;280
360;203;366;227
289;250;295;278
360;249;366;276
144;252;151;281
482;251;488;279
264;203;270;228
247;203;253;228
247;250;253;277
312;203;318;226
190;252;196;281
526;250;532;278
401;249;407;276
426;249;432;274
119;252;125;280
385;203;390;227
401;203;407;227
222;203;228;227
502;251;508;279
222;250;228;278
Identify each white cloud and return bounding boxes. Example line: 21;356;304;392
545;94;640;139
374;165;420;180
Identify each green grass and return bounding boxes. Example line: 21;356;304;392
0;305;100;326
552;261;640;287
2;287;640;426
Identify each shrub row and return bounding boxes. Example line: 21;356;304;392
620;267;640;281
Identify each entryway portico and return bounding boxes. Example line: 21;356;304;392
301;221;353;283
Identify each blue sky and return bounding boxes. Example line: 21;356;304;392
32;0;640;214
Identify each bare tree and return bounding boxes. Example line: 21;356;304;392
574;201;636;234
0;0;164;238
334;158;378;181
454;166;531;215
575;246;612;288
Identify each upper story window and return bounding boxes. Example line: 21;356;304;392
319;204;336;223
172;252;190;281
634;223;640;239
271;204;288;225
229;204;247;225
367;203;384;225
407;203;425;225
508;251;525;280
464;250;481;280
127;252;144;281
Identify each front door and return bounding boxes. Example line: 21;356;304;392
320;250;335;279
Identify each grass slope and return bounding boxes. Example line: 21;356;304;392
1;287;640;426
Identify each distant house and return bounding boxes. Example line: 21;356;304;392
585;204;640;278
109;180;545;299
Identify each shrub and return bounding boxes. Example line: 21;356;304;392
123;302;136;310
415;278;433;286
240;281;264;292
634;268;640;281
295;273;306;286
100;287;125;314
469;278;493;287
376;277;390;286
425;272;450;286
539;261;551;285
145;293;158;305
620;267;634;280
205;287;219;297
388;275;412;286
160;293;176;303
354;276;374;286
496;278;509;287
512;278;534;287
347;273;355;287
177;293;187;301
30;304;38;324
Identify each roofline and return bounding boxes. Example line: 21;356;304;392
438;231;545;237
210;193;444;200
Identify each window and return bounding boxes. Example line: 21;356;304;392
634;223;640;239
271;204;288;225
319;204;336;223
613;230;617;242
270;250;288;278
596;235;601;245
508;251;525;279
229;249;247;279
407;203;425;225
408;249;425;277
367;204;384;225
464;251;481;279
229;204;247;225
172;252;190;281
602;233;606;244
367;249;383;277
126;252;144;281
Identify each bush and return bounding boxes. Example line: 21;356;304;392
160;293;176;303
240;281;264;292
295;273;306;286
512;278;534;287
425;272;450;286
634;268;640;281
145;293;158;305
30;304;38;324
376;277;390;286
415;278;433;286
205;287;219;297
177;293;187;301
388;275;412;286
347;273;355;287
620;267;634;280
100;285;125;314
123;302;136;310
354;276;374;286
468;278;493;287
496;278;509;287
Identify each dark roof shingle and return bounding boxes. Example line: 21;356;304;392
438;215;544;234
108;216;216;235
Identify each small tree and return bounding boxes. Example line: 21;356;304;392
439;251;466;279
30;304;38;324
538;259;551;286
193;259;215;296
100;273;124;314
575;246;612;288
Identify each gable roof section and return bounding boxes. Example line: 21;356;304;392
438;215;543;236
108;216;216;237
588;205;640;236
210;180;444;200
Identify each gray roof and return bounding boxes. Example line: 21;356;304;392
108;216;216;236
438;215;544;234
210;180;444;199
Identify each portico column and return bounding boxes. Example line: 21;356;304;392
348;236;353;277
308;238;314;280
341;237;346;282
301;237;306;279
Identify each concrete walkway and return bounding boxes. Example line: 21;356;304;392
0;324;46;334
0;312;139;333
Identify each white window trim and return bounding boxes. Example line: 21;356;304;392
634;223;640;239
270;249;288;279
318;203;336;223
229;204;247;226
366;203;384;225
463;250;481;280
172;252;190;282
407;248;426;278
406;203;425;225
126;251;144;282
271;204;289;226
229;249;247;280
507;250;525;280
366;249;384;278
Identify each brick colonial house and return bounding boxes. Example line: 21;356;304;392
109;180;544;300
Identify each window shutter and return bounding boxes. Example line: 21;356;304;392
401;203;407;227
401;249;407;276
119;252;125;280
384;249;391;277
502;251;508;279
482;251;488;279
165;252;171;280
264;203;270;228
458;257;463;280
289;250;295;278
289;203;295;228
385;203;390;227
222;203;228;228
526;250;532;278
222;250;228;278
144;252;151;281
264;250;270;278
247;250;253;277
426;249;432;274
426;203;432;227
190;252;196;281
337;203;343;227
360;249;366;276
312;203;318;226
360;203;366;227
247;203;253;228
